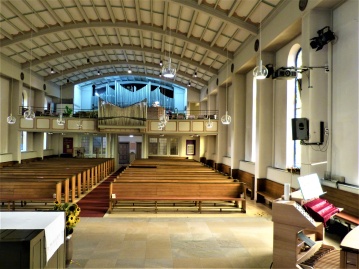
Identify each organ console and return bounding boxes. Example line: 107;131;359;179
272;200;340;269
272;199;358;269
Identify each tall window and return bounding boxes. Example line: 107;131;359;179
43;133;47;150
20;131;27;152
149;138;158;155
93;136;106;156
148;136;179;156
81;135;90;155
293;49;302;167
170;138;178;155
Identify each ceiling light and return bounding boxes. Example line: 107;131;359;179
97;70;100;75
159;60;163;66
7;78;16;124
162;58;176;78
194;72;197;77
253;7;268;80
128;68;132;74
162;19;176;78
187;81;191;87
51;68;54;74
57;52;65;126
24;29;35;120
57;113;65;125
221;46;231;125
206;118;213;128
253;59;268;80
310;26;335;51
221;111;231;125
159;72;162;77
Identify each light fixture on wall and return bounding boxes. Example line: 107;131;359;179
7;78;17;124
24;29;35;120
310;26;336;51
221;46;231;125
161;16;176;78
253;4;268;80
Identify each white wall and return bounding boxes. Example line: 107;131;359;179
331;0;358;186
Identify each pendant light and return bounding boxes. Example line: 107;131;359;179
161;15;176;78
24;27;35;120
7;78;16;124
206;94;213;129
57;54;65;125
253;4;268;80
221;46;231;125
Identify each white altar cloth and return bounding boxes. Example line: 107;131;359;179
0;211;65;262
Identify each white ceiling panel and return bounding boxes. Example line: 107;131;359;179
0;0;292;90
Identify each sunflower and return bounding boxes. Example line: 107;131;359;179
53;201;81;236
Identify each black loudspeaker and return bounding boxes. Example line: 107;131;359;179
292;118;309;140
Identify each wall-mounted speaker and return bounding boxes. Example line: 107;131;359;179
292;118;309;140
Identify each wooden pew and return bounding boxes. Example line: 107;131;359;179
322;185;359;229
0;158;115;206
237;170;255;200
256;178;285;205
0;180;62;210
109;181;246;213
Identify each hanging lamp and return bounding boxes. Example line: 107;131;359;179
7;78;16;124
221;46;231;125
161;16;176;78
253;4;268;80
24;27;35;120
206;94;213;129
57;53;65;125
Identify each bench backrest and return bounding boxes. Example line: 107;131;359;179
257;178;284;199
322;185;359;218
110;182;245;199
0;181;58;199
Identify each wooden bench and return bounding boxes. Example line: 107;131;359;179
256;178;286;205
322;185;359;229
109;182;246;213
237;170;255;200
0;180;62;210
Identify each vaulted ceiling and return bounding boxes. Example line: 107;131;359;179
0;0;285;91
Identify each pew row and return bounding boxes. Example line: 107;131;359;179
0;180;62;210
109;182;246;213
237;170;255;200
322;185;359;229
256;178;287;205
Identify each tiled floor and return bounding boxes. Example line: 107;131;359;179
68;199;341;269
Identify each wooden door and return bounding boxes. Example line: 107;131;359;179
136;142;142;159
63;137;73;154
118;142;130;164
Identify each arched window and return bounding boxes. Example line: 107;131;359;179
293;49;302;167
286;45;302;169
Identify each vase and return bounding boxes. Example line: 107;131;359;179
65;234;73;267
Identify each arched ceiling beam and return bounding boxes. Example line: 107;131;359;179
2;22;233;59
70;72;199;92
22;45;218;75
170;0;257;35
44;61;207;86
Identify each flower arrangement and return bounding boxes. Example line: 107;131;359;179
54;201;81;236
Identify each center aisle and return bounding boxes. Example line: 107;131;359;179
77;166;126;217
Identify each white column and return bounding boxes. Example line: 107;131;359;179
300;10;331;176
230;73;246;170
